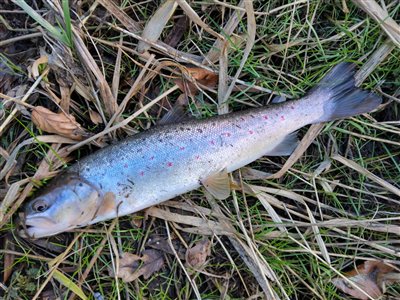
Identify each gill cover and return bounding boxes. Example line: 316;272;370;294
23;173;101;238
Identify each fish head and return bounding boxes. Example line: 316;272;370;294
22;174;101;238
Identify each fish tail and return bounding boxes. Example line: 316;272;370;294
314;62;381;122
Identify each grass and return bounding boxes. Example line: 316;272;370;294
1;0;400;299
12;0;73;48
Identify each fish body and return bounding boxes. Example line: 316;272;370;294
23;63;381;238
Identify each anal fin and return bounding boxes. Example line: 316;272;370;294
201;169;231;200
264;131;299;156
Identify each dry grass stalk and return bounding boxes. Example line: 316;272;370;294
332;154;400;198
97;0;141;33
352;0;400;48
72;26;117;117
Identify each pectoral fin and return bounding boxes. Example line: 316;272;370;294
92;192;116;220
201;170;231;199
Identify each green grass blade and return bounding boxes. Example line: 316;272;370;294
61;0;73;47
12;0;68;45
52;269;88;300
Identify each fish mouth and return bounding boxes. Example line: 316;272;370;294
19;215;63;239
20;223;64;239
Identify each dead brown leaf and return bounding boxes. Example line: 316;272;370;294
332;260;398;299
137;0;178;53
30;55;48;79
185;238;211;268
130;213;144;228
89;109;103;125
147;235;186;259
115;249;164;282
175;67;218;96
31;106;90;140
164;15;189;48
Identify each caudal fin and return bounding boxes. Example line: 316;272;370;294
315;63;381;122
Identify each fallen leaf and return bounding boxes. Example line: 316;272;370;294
141;249;165;279
164;15;189;48
89;109;103;124
332;260;398;300
59;85;71;112
175;67;218;96
137;0;179;53
31;106;90;140
147;235;186;259
115;249;164;282
31;55;48;79
130;213;143;228
185;238;211;268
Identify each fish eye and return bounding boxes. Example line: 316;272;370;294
32;199;49;213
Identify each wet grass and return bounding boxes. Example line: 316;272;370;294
1;0;400;299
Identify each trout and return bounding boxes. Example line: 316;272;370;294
22;63;381;238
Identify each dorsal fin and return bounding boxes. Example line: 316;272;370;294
158;94;189;125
